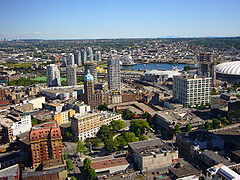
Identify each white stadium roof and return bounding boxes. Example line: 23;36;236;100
216;61;240;75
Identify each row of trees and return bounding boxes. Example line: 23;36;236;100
174;117;230;134
204;117;229;130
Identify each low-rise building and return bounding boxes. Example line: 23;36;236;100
0;110;32;137
128;138;178;171
43;103;64;113
53;109;75;125
206;163;240;180
176;130;224;158
0;164;20;180
91;157;130;174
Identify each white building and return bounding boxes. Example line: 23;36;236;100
107;56;121;90
27;96;46;109
46;64;61;87
206;164;240;180
0;113;32;136
74;50;82;66
67;53;74;65
173;74;211;107
66;65;77;86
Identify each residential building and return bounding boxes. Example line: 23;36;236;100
66;53;74;65
53;109;76;125
0;110;32;137
74;50;82;66
95;50;101;63
27;96;46;109
107;56;121;90
71;111;120;140
29;121;63;168
43;102;64;113
173;75;211;107
71;112;101;141
86;47;93;62
81;49;87;65
46;64;61;87
66;65;77;86
206;164;240;180
128;138;178;171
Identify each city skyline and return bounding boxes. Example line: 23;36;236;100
1;0;240;39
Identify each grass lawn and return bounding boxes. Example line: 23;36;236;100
32;77;67;81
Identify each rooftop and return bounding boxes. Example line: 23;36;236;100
169;164;201;178
129;138;177;156
91;157;129;170
0;164;19;178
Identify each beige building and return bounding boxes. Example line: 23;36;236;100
71;112;101;141
71;111;122;140
128;138;178;171
28;96;46;109
53;109;76;125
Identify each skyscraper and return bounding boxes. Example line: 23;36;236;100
61;55;67;66
46;64;61;87
67;53;74;65
95;51;102;63
66;64;77;86
29;121;63;168
81;49;87;65
107;56;121;90
84;62;97;82
86;47;94;62
83;69;94;104
74;50;81;66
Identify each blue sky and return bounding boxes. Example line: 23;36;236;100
0;0;240;39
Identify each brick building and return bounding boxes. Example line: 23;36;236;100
29;121;63;168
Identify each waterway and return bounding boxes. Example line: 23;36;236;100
121;63;189;71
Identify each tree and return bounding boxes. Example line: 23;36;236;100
66;159;73;172
97;103;108;111
110;120;126;132
83;158;97;180
85;138;102;147
76;140;87;155
116;132;138;147
204;121;211;130
220;117;229;126
139;135;148;141
104;139;118;153
122;109;136;119
97;125;113;141
129;120;150;137
174;124;181;133
70;176;77;180
185;124;192;132
212;118;221;129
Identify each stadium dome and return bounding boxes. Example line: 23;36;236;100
216;61;240;75
216;61;240;82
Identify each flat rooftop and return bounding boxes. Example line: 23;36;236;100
91;157;129;170
129;138;177;156
169;164;201;178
